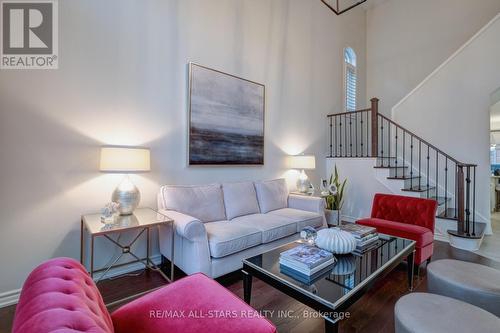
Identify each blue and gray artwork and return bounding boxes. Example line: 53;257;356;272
189;64;264;165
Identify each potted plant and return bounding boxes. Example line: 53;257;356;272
323;165;346;226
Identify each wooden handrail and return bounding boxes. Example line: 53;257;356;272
326;108;371;117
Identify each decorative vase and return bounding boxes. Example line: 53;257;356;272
315;228;357;254
331;255;356;275
325;209;340;226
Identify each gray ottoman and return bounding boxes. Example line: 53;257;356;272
427;259;500;316
395;293;500;333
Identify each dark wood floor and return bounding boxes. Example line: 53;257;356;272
1;241;499;333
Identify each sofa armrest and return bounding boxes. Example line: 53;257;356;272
288;194;325;214
158;209;207;241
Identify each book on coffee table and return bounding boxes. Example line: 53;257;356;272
279;244;335;275
338;223;377;238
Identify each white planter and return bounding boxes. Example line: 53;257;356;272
325;209;340;226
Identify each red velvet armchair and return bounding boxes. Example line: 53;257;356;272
12;258;276;333
357;193;437;265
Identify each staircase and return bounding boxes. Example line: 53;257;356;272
327;98;485;248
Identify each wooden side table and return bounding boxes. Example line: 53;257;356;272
80;207;174;286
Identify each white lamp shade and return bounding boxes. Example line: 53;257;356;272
287;155;316;170
100;147;151;172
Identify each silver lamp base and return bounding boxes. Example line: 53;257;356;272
111;175;140;215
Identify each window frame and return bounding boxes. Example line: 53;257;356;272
343;47;357;112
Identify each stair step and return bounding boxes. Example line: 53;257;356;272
429;196;452;206
448;222;486;240
437;208;458;221
401;185;435;193
387;175;421;180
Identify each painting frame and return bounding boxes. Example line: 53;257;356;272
187;62;265;166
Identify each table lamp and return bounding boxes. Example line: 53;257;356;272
288;154;316;193
100;146;150;215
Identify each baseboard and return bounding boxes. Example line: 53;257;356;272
0;288;22;308
0;254;162;309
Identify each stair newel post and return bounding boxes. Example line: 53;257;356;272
465;166;471;235
371;98;379;158
472;166;476;236
456;164;465;234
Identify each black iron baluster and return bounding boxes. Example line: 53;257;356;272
345;114;347;157
445;158;448;213
366;111;369;157
472;166;476;235
418;141;422;190
455;164;458;220
355;112;358;157
388;122;391;167
410;136;414;189
329;116;333;157
380;118;384;166
403;131;405;177
339;116;343;157
360;112;364;157
436;150;438;202
350;114;353;157
466;166;471;235
427;145;430;198
334;116;337;157
395;127;398;177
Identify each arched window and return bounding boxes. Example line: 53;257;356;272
344;47;357;111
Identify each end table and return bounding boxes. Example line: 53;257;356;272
80;207;174;286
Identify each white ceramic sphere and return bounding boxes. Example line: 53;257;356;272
315;228;357;254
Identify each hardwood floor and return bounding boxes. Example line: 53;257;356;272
1;241;498;333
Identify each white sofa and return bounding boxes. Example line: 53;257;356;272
157;179;326;278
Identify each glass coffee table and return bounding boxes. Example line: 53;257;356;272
242;234;415;333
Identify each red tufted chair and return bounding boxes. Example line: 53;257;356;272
12;258;276;333
357;193;437;265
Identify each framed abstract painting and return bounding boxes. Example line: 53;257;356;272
188;63;265;165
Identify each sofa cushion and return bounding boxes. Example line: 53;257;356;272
357;218;434;248
222;181;261;220
268;208;323;231
232;213;297;243
205;221;262;258
160;184;226;223
112;273;277;333
254;179;288;213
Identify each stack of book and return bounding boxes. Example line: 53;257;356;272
339;223;379;255
279;244;336;284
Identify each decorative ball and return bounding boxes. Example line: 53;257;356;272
300;226;317;244
315;228;357;254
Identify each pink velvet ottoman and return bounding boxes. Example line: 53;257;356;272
12;258;276;333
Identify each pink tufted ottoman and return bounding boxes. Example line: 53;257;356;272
12;258;276;333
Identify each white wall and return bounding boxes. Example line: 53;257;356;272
367;0;500;114
392;14;500;233
0;0;366;301
326;158;390;221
